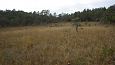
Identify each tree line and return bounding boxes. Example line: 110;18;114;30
72;4;115;23
0;4;115;27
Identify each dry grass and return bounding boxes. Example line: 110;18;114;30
0;23;115;65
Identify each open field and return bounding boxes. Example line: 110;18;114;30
0;23;115;65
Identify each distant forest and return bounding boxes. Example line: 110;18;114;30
0;4;115;27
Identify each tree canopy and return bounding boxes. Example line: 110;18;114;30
0;4;115;27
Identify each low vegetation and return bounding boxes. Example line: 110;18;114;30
0;22;115;65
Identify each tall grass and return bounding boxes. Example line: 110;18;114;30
0;23;115;65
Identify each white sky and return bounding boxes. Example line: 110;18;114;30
0;0;114;14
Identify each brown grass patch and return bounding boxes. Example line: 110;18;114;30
0;24;115;65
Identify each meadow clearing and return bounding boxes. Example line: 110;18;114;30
0;22;115;65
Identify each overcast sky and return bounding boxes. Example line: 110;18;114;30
0;0;114;14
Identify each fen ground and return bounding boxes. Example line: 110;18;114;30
0;22;115;65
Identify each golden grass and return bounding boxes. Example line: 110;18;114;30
0;23;115;65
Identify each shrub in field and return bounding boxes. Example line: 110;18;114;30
100;44;115;65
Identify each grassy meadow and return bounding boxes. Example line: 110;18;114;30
0;22;115;65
